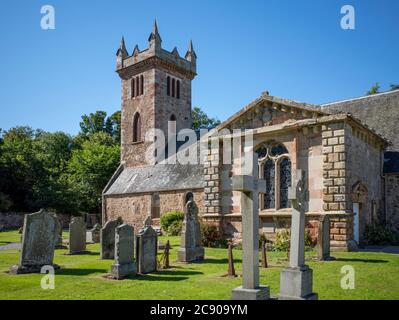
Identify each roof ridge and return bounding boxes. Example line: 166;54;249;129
321;89;399;106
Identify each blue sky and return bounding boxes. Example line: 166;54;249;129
0;0;398;134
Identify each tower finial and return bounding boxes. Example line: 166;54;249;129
116;36;128;57
148;19;162;44
185;39;197;61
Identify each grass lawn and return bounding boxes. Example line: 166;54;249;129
0;230;398;300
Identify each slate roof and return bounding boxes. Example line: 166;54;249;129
322;90;399;151
104;163;204;195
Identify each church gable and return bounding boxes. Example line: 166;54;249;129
219;93;328;131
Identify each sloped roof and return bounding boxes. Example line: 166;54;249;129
322;90;399;151
104;163;204;196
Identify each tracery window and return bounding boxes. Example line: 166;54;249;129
256;142;291;210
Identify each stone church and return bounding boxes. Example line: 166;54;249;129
102;22;399;250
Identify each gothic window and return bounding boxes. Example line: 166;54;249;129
264;159;275;209
133;112;141;142
172;78;176;97
176;80;180;99
256;141;291;210
135;76;140;97
140;75;144;95
131;78;135;98
279;158;292;208
151;194;160;219
170;114;176;121
167;76;171;96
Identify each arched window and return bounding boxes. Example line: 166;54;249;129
172;78;176;98
130;78;136;98
170;114;176;122
185;192;194;204
140;75;144;95
135;76;140;97
151;194;160;219
256;141;291;210
176;80;180;99
133;112;141;142
167;76;171;96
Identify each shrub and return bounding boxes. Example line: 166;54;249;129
168;220;183;236
272;229;290;251
200;223;228;248
160;210;184;236
364;224;399;245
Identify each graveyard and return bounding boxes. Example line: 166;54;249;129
0;229;398;300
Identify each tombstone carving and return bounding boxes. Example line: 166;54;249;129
69;216;86;254
100;217;123;259
231;153;270;300
178;200;204;262
110;224;136;280
279;169;318;300
317;215;334;261
136;226;157;274
10;209;60;274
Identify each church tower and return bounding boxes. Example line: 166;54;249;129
116;21;197;167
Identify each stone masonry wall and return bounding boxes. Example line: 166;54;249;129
386;174;399;232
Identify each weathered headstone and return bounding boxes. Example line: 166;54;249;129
100;217;123;259
227;244;237;277
261;240;268;268
161;240;170;269
136;226;157;274
317;215;334;261
231;153;270;300
177;200;204;262
110;224;136;280
10;210;60;274
279;170;318;300
69;216;86;254
91;223;101;243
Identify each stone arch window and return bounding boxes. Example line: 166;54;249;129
135;76;140;97
184;192;194;204
131;78;136;98
132;112;141;143
172;78;176;98
140;75;144;95
170;114;176;122
176;80;180;99
167;76;171;96
256;141;291;210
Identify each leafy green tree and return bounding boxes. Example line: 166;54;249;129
79;110;121;142
367;83;380;95
192;106;221;130
66;132;120;213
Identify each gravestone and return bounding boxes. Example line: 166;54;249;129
136;226;157;274
10;209;60;274
100;217;123;259
227;244;237;277
161;240;170;269
143;216;152;228
177;200;204;262
231;153;270;300
69;216;86;254
91;223;101;243
279;170;318;300
110;224;136;279
317;215;334;261
261;240;268;268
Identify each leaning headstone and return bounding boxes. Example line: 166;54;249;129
317;215;334;261
177;200;204;262
110;224;136;280
227;244;237;277
231;153;270;300
10;209;60;274
136;226;157;274
90;223;101;243
69;216;86;254
100;217;123;259
279;170;318;300
261;240;268;268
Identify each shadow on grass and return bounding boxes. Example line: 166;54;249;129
60;251;100;256
203;258;241;264
334;258;388;263
130;269;204;282
56;268;108;276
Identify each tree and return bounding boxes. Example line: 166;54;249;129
366;83;380;95
66;132;120;213
79;110;121;142
192;106;221;130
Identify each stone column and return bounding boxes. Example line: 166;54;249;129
231;154;270;300
279;170;318;300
